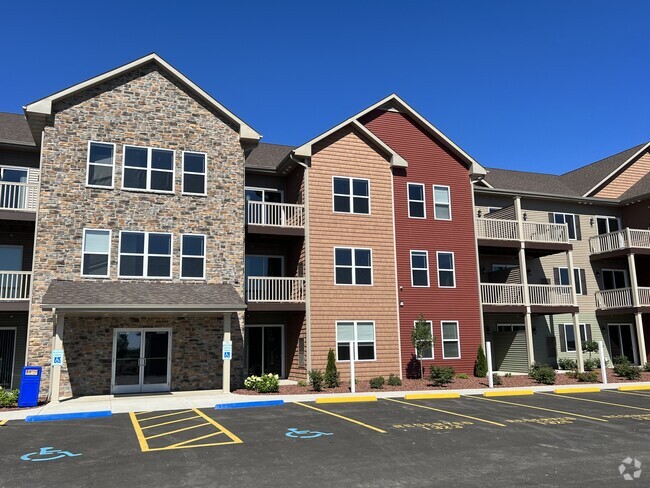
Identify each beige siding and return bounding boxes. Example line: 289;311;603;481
596;152;650;198
308;127;401;380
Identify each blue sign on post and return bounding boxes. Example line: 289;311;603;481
18;366;42;408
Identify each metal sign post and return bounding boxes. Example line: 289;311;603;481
349;340;355;393
599;340;607;385
486;341;494;388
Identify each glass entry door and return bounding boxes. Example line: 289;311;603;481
608;324;639;365
245;325;284;378
112;329;171;394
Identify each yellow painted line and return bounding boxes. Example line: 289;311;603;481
140;415;201;430
466;395;608;423
136;409;194;422
144;422;211;440
129;412;151;452
539;392;650;412
554;387;601;394
404;393;460;400
384;397;506;427
484;389;534;397
191;408;243;445
166;431;224;449
315;396;377;404
619;385;650;392
608;390;650;399
147;439;238;451
0;420;7;426
294;401;387;433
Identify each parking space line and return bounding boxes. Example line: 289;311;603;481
0;419;7;426
538;392;650;412
141;415;201;430
135;409;194;422
293;402;387;433
166;431;223;449
384;398;506;427
144;422;211;440
129;412;150;452
607;390;650;399
466;395;608;422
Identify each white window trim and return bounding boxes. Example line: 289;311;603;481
410;250;430;287
335;320;376;362
81;228;111;278
436;251;456;288
407;182;426;219
441;320;461;359
558;266;584;294
180;233;206;280
496;324;525;332
595;215;622;234
601;268;629;289
118;231;174;279
332;176;371;215
562;323;588;353
433;185;452;221
121;145;176;194
413;320;434;359
181;151;207;196
333;247;373;286
245;186;285;202
86;141;116;189
245;255;285;278
553;212;577;240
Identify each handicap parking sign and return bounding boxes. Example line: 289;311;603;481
222;341;232;360
52;350;64;366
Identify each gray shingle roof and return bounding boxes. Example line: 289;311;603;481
484;168;581;196
41;280;246;311
0;112;35;146
245;142;295;170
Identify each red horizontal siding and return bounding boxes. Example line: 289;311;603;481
362;109;482;375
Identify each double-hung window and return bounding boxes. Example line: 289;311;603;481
181;234;206;279
553;213;577;240
414;320;434;359
182;151;207;195
437;251;455;287
332;177;370;214
123;146;174;192
87;142;115;188
441;321;461;359
407;183;425;218
334;247;372;285
558;267;584;294
82;229;111;277
563;323;588;352
410;250;429;287
119;231;173;278
433;185;451;220
336;321;375;361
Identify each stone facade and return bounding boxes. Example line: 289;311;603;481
27;62;246;397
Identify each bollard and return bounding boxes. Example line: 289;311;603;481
349;340;356;393
486;341;494;388
599;340;607;385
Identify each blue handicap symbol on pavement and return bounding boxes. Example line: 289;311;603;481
21;446;82;462
285;427;333;439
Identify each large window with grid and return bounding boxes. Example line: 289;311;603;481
332;177;370;214
334;247;372;285
123;145;174;193
119;231;173;278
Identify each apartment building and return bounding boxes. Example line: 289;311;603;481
0;53;648;400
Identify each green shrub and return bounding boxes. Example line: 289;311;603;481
369;376;385;389
529;363;556;385
643;363;650;373
614;363;642;380
613;355;631;366
243;374;279;393
504;372;512;378
297;380;308;387
583;357;600;371
309;369;324;392
429;365;455;386
456;373;469;380
474;345;488;377
244;375;258;391
0;387;18;408
557;357;578;370
324;348;340;388
576;371;598;383
492;373;502;386
387;374;402;386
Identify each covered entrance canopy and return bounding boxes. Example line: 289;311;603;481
41;280;246;401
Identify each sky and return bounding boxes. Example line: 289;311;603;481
1;1;649;174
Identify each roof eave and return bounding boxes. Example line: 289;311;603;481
42;303;247;313
475;186;622;205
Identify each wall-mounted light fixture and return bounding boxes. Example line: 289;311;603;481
399;301;404;307
523;212;528;221
477;209;482;218
589;217;594;226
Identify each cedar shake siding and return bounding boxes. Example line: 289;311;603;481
362;108;482;376
595;151;650;198
308;127;401;380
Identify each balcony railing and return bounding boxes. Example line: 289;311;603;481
0;181;39;212
640;287;650;307
0;272;31;301
475;218;569;243
480;283;574;306
246;276;306;303
247;201;305;228
589;228;650;254
595;288;633;310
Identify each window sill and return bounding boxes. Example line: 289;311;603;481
120;187;175;195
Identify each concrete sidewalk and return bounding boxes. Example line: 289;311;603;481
2;380;649;421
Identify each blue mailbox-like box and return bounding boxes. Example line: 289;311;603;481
18;366;42;408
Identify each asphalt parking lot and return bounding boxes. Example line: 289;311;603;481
2;390;650;487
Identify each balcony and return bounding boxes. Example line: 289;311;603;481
595;287;650;312
246;201;305;236
0;181;39;216
480;283;576;313
246;276;306;311
0;271;32;310
589;229;650;257
476;218;570;252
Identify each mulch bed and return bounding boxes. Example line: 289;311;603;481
233;369;650;395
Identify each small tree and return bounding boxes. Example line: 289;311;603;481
474;344;488;378
582;340;598;359
411;314;433;379
324;348;340;388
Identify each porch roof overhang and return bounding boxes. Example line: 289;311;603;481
41;280;247;313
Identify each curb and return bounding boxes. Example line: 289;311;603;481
404;393;460;400
554;387;602;394
619;385;650;392
215;400;285;410
25;410;112;423
315;396;376;404
484;389;534;397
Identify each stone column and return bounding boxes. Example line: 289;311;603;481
222;312;231;394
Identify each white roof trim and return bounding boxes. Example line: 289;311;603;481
583;142;650;197
24;53;261;142
294;93;486;175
